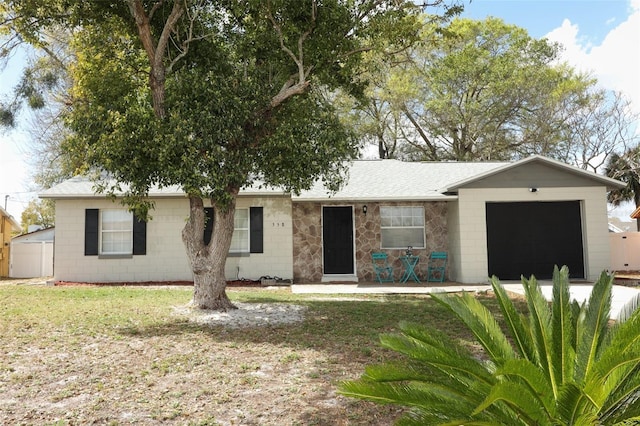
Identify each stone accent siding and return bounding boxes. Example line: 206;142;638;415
292;203;324;283
292;201;448;283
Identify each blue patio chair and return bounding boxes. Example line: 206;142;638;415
427;251;447;283
372;252;394;283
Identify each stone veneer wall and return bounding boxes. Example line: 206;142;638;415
292;201;448;283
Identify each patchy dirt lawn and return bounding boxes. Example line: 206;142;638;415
0;282;417;425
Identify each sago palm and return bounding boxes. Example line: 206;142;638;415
340;266;640;425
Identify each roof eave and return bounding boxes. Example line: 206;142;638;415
0;206;20;229
441;155;626;191
40;191;290;199
293;195;458;202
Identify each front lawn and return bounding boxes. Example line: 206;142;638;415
0;284;496;425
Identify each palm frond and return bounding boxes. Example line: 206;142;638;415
556;382;598;424
490;276;537;362
431;292;516;365
398;410;515;426
496;358;556;415
362;361;491;404
575;271;613;383
521;274;558;396
473;381;552;424
617;292;640;323
397;410;508;426
362;361;438;383
340;380;488;421
551;265;577;385
379;324;494;384
590;309;640;418
599;372;640;424
600;385;640;424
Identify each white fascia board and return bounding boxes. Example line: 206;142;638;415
39;190;289;199
293;195;458;202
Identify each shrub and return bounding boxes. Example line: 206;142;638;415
340;266;640;425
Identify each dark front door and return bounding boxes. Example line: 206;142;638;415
323;206;354;275
486;201;584;280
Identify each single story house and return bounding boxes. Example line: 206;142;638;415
40;155;625;284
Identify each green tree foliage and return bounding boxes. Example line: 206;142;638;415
0;0;76;126
20;199;54;233
2;0;459;310
341;266;640;425
353;17;632;164
0;4;82;188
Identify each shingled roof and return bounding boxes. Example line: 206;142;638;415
41;156;624;201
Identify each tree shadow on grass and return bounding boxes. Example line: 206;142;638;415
113;294;506;425
116;296;480;353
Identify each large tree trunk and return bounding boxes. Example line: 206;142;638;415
182;194;238;311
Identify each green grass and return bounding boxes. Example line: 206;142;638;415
0;285;502;425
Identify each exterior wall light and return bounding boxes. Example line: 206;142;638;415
362;205;368;215
529;187;538;193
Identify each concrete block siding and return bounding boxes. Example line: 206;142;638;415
451;186;610;283
53;196;293;283
44;157;622;285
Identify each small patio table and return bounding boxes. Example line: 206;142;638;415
400;255;420;283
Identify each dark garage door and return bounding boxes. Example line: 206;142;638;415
486;201;584;280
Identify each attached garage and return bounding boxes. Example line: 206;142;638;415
445;156;625;284
486;201;584;280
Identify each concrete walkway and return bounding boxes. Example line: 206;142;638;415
291;281;640;320
291;282;491;295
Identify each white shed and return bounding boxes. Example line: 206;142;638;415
10;227;54;278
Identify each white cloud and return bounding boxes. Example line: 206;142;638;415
545;1;640;220
544;3;640;116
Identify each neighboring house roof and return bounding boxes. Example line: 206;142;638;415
11;227;55;243
40;155;625;201
0;206;20;229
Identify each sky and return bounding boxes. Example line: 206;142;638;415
0;0;639;224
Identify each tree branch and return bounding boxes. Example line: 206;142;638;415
148;0;165;22
156;0;185;70
166;1;211;73
127;0;157;64
402;105;438;158
266;0;316;109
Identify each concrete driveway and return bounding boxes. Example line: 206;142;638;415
291;282;640;320
501;282;640;320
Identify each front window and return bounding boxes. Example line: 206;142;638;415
380;206;425;249
101;210;133;255
230;209;249;252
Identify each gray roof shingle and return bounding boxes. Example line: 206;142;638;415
40;156;623;201
294;159;504;200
